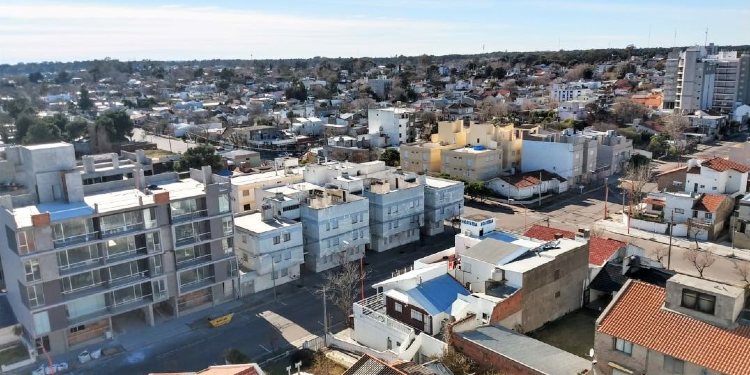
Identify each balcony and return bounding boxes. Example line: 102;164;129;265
67;293;154;326
105;246;149;262
59;247;150;276
176;253;213;269
172;209;208;223
101;222;145;238
175;232;212;248
53;231;100;248
354;293;415;336
179;276;216;294
108;271;151;289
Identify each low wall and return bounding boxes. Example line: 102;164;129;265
623;213;668;234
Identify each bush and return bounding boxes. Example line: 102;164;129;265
224;348;250;364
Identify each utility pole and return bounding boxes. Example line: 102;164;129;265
538;171;543;207
271;260;277;301
667;210;674;270
322;285;328;345
604;177;609;220
360;254;365;301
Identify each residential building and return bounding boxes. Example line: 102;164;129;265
685;157;750;195
522;129;599;183
730;193;750;249
0;143;237;355
581;128;634;176
632;191;734;240
549;81;600;102
451;325;591;375
368;107;417;147
440;146;503;182
486;170;568;200
422;177;464;236
364;175;424;252
662;45;750;113
149;363;265;375
227;162;304;213
369;77;393;100
300;188;369;272
595;276;750;375
234;203;304;295
558;100;589;121
685;111;728;140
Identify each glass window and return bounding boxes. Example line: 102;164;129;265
681;289;716;315
284;251;291;260
61;270;102;293
17;229;35;254
394;302;402;312
273;254;281;263
222;238;234;254
273;236;280;245
411;309;423;321
57;245;100;270
222;216;233;236
218;194;230;213
283;232;291;242
100;210;142;235
106;236;137;257
663;356;684;374
614;338;633;355
26;284;45;308
146;232;161;252
25;259;41;282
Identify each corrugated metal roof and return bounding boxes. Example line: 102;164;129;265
406;274;469;315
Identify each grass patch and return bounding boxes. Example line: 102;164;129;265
527;309;599;358
0;342;29;366
144;149;176;158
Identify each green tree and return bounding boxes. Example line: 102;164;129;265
23;121;61;145
3;98;34;119
78;86;94;111
28;72;43;83
379;148;400;167
14;115;36;141
65;118;89;141
177;144;222;171
193;67;205;78
285;80;308;101
95;111;134;142
54;70;71;84
219;68;235;81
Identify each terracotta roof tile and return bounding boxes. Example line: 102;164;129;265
588;236;625;266
693;194;728;213
598;281;750;375
523;224;575;242
701;157;750;173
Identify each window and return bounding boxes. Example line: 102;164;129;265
26;285;45;308
284;251;291;260
242;235;247;244
394;302;402;312
218;194;230;213
331;218;339;229
614;338;633;355
681;289;716;315
222;238;234;254
351;214;358;224
25;259;41;282
411;310;424;322
554;269;560;280
283;232;291;242
280;267;289;278
555;291;561;298
273;236;281;245
17;229;35;254
705;212;712;219
243;204;251;211
273;254;281;263
222;216;233;236
674;208;684;214
663;356;684;374
242;190;250;197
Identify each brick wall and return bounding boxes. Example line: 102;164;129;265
490;289;523;324
451;333;544;375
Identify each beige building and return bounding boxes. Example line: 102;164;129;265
401;120;526;180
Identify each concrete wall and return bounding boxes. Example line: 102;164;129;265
521;141;576;180
452;332;544;375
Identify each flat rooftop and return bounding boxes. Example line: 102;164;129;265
230;168;303;185
450;147;496;154
425;176;461;189
233;212;299;234
457;326;591;375
500;238;584;274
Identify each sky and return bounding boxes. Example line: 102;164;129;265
1;0;749;64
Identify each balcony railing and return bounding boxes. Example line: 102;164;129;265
172;209;208;223
53;231;100;248
101;222;145;238
354;294;414;335
67;293;154;325
179;276;216;293
106;246;149;261
108;271;150;289
176;253;213;269
175;232;212;247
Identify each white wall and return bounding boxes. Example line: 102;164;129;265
521;141;575;179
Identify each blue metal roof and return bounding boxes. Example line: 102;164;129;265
406;274;469;315
483;231;517;243
36;202;94;222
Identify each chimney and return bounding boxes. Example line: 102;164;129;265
111;153;120;169
83;155;95;173
261;203;274;221
134;164;146;191
395;177;399;189
554;233;563;240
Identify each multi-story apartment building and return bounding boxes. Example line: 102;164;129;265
422;177;464;236
234;201;304;295
595;275;750;375
522;128;598;183
367;107;416;147
226;161;303;213
663;44;750;114
300;188;370;272
0;143;237;355
364;175;424;252
441;146;503;182
581;128;634;176
549;81;600;102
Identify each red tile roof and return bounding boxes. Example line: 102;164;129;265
588;236;625;266
701;157;750;173
500;170;566;188
693;194;728;213
598;281;750;375
523;225;575;242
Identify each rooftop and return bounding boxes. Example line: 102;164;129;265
424;176;462;189
456;325;592;375
694;194;727;213
233;212;299;234
343;354;406;375
523;224;576;242
588;237;626;266
598;280;750;374
700;157;750;173
397;274;470;315
461;239;528;266
230;168;303;185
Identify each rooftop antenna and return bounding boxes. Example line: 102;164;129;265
704;27;708;47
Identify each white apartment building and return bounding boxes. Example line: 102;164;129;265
684;157;749;195
234;204;304;295
368;107;416;147
364;175;425;252
226;164;304;213
300;189;370;272
581;128;634;176
550;81;600;102
663;45;750;113
423;177;464;236
521;129;598;183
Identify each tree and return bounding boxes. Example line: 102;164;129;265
54;70;71;84
466;181;490;201
309;351;337;375
78;86;94;111
733;260;750;288
65;118;89;141
23;121;61;145
379;148;400;167
623;162;651;213
320;256;364;327
14;115;36;142
219;68;235;81
95;110;134;142
193;67;205;78
28;72;43;83
664;113;689;157
285;80;308;101
437;346;479;375
224;348;250;364
612;98;647;124
3;98;34;119
177;144;222;171
684;248;716;278
654;247;668;265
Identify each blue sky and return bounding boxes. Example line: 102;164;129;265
1;0;748;63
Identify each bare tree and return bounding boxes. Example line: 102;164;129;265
733;260;750;288
664;113;689;159
478;97;509;122
684;248;717;278
622;163;651;214
612;97;647;124
320;253;365;327
654;247;669;265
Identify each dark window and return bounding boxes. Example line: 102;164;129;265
5;225;17;253
554;269;560;280
681;289;716;315
554;291;561;298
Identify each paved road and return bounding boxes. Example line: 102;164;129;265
52;232;455;375
133;128;193;154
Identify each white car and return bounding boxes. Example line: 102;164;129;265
31;362;68;375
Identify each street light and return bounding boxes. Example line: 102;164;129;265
508;199;528;232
